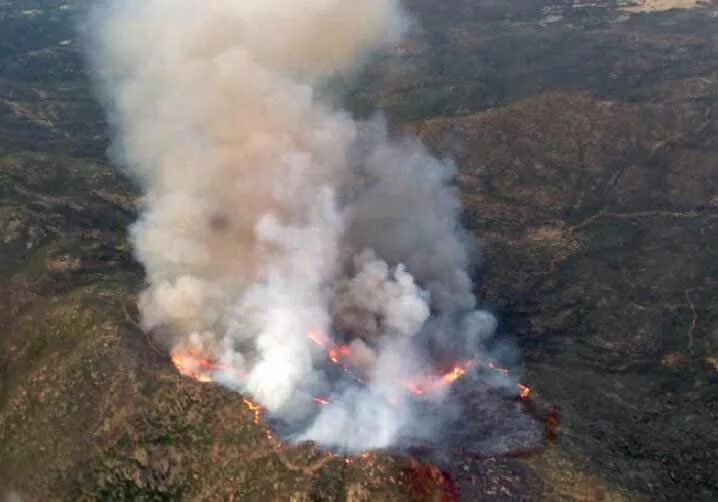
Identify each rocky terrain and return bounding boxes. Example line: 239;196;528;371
1;0;717;500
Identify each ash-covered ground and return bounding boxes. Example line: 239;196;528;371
1;0;717;500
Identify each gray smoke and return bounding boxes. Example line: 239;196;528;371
87;0;514;452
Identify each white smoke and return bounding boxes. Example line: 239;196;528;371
87;0;511;452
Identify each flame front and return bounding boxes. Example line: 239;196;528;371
171;331;532;422
328;345;352;365
405;361;475;396
171;349;222;383
307;330;366;383
305;333;531;399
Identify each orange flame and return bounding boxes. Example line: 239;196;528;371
307;329;330;349
518;383;531;400
328;345;352;364
405;361;474;396
307;330;366;383
306;331;533;400
171;349;222;383
489;363;532;400
243;398;263;425
242;397;277;441
170;331;533;437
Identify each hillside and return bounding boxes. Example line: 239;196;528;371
1;0;717;499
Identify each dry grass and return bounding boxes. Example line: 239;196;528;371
622;0;701;13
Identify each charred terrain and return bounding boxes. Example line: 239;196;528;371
1;0;718;500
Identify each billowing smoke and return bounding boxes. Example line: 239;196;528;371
87;0;519;452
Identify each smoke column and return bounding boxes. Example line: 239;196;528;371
88;0;512;451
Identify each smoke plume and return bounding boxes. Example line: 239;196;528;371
88;0;521;452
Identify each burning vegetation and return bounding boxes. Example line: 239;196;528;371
171;328;533;447
91;0;537;454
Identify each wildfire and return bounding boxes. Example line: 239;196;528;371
488;362;509;375
328;345;352;365
405;361;475;396
304;331;532;400
243;397;277;442
170;331;533;424
518;383;531;400
307;329;329;349
403;361;532;400
171;349;222;383
243;398;264;426
490;363;531;400
307;330;365;383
